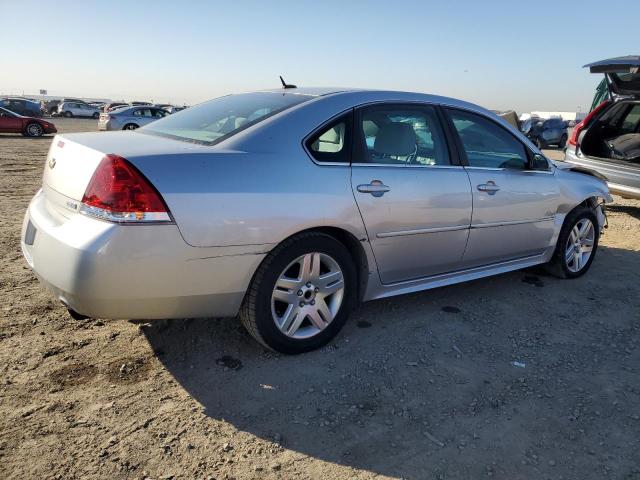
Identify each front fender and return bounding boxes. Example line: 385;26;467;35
555;168;612;231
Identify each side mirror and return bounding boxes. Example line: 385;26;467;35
529;153;549;171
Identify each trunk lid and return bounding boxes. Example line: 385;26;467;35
42;131;209;202
584;56;640;97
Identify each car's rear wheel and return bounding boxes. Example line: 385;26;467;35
92;112;99;119
240;232;356;354
25;122;43;137
63;111;72;118
559;134;568;149
123;123;139;130
546;206;599;278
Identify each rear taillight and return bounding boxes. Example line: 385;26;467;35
80;154;171;223
568;100;611;148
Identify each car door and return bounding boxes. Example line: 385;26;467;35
0;108;23;132
444;107;560;267
350;103;473;284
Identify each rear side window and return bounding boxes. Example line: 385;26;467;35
140;92;313;145
356;104;449;166
306;114;352;163
620;104;640;134
447;108;528;170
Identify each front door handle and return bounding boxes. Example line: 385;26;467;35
477;181;500;195
357;180;390;197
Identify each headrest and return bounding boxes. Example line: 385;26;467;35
374;123;416;156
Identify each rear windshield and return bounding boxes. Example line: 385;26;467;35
139;92;313;145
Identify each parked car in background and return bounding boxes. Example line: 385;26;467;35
0;106;57;137
57;102;101;118
564;55;640;199
98;105;168;130
103;102;129;112
522;117;568;148
42;99;61;115
0;98;42;117
131;101;152;106
163;105;186;114
47;98;92;116
23;88;612;353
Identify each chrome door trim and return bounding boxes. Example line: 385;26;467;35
377;224;469;238
470;216;555;229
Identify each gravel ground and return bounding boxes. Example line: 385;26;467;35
1;119;639;480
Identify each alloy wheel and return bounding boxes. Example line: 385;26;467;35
27;124;42;137
564;218;595;273
271;252;345;339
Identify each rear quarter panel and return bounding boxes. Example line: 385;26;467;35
131;149;367;248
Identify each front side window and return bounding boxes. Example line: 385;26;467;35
357;105;449;166
141;92;313;145
447;109;528;170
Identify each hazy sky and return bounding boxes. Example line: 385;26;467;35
1;0;638;112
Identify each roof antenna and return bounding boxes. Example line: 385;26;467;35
280;75;297;89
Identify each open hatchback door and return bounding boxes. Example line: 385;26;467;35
584;55;640;97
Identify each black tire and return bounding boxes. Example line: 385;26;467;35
545;206;599;279
92;112;99;119
25;122;44;137
63;111;72;118
123;123;139;130
239;232;357;354
558;134;568;149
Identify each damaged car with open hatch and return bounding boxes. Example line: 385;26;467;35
22;87;612;353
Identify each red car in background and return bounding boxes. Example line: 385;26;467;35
0;106;57;137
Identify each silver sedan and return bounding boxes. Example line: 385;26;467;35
98;105;168;131
22;88;612;353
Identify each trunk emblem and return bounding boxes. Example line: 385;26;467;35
49;158;56;169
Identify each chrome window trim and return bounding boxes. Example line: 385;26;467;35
351;163;464;169
463;166;555;175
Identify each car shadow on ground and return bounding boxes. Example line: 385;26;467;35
0;134;54;139
607;204;640;221
141;245;640;479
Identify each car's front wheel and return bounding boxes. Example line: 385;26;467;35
547;206;599;278
63;111;72;118
123;123;139;130
240;232;356;354
25;122;43;137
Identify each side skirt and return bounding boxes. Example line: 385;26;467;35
364;253;548;301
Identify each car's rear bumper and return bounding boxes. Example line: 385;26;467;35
21;190;266;319
564;147;640;199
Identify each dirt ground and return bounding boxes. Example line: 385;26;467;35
1;118;639;480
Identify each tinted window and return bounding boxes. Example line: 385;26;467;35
447;109;528;170
357;105;449;166
141;92;313;145
620;104;640;134
306;114;351;163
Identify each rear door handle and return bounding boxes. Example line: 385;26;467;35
357;180;390;197
477;181;500;195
